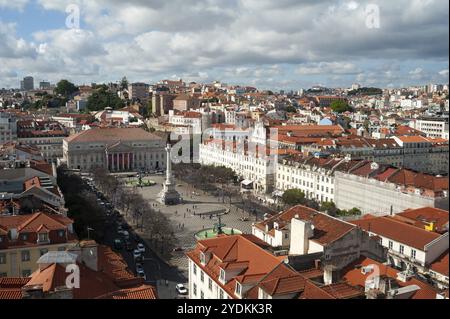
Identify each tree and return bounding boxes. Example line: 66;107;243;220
87;85;125;111
282;189;306;206
330;100;352;113
348;207;362;216
320;201;338;216
55;80;78;98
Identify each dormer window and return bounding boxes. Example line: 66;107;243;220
235;282;242;296
21;233;28;241
200;252;206;265
219;269;226;283
38;233;49;243
58;230;65;238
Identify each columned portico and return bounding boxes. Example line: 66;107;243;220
106;151;134;172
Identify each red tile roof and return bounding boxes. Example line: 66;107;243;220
0;212;77;250
96;284;158;299
430;250;449;277
186;235;286;298
254;205;355;246
349;215;441;250
342;256;438;299
65;127;163;143
395;207;449;234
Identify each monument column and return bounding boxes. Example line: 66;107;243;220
158;142;182;205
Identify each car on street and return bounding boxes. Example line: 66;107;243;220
133;249;142;260
136;264;146;280
113;239;123;250
239;217;249;221
172;247;184;252
136;243;145;253
176;284;188;295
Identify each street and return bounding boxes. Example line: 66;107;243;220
80;174;187;299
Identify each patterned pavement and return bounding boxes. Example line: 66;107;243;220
134;175;258;275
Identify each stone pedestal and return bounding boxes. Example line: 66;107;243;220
158;143;182;205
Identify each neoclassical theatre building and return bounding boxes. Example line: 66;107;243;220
62;127;166;172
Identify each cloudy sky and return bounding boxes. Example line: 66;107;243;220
0;0;448;90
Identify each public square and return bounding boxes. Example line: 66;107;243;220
127;174;259;276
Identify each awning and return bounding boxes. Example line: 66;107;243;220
241;180;253;186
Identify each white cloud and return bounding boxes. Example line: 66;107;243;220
0;0;28;10
0;0;448;88
297;62;360;75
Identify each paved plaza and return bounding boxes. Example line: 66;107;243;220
129;174;258;276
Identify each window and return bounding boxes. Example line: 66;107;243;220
193;283;197;296
220;269;226;282
0;253;6;264
38;233;49;243
40;249;48;256
200;291;204;299
285;233;289;239
219;289;224;299
193;263;197;275
21;250;30;262
58;230;65;237
58;246;66;252
399;245;404;255
411;249;416;259
21;233;28;241
200;271;204;282
208;278;213;290
235;282;242;295
200;252;206;265
388;241;393;249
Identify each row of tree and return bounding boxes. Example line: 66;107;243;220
281;188;361;217
57;166;107;240
90;168;176;256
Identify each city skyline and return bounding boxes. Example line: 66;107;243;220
0;0;449;90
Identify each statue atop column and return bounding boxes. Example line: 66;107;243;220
158;139;182;205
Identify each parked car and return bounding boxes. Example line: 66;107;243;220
239;217;249;221
113;239;123;250
136;243;145;253
172;247;184;252
176;284;188;295
136;264;146;280
133;249;142;260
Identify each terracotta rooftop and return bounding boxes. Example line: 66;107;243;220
254;205;355;246
429;250;449;277
395;207;449;233
350;215;442;251
96;284;158;299
65;127;163;143
186;234;286;299
342;256;438;299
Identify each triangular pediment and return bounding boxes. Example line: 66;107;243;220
106;141;133;152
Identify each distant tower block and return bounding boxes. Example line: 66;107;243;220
158;142;182;205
